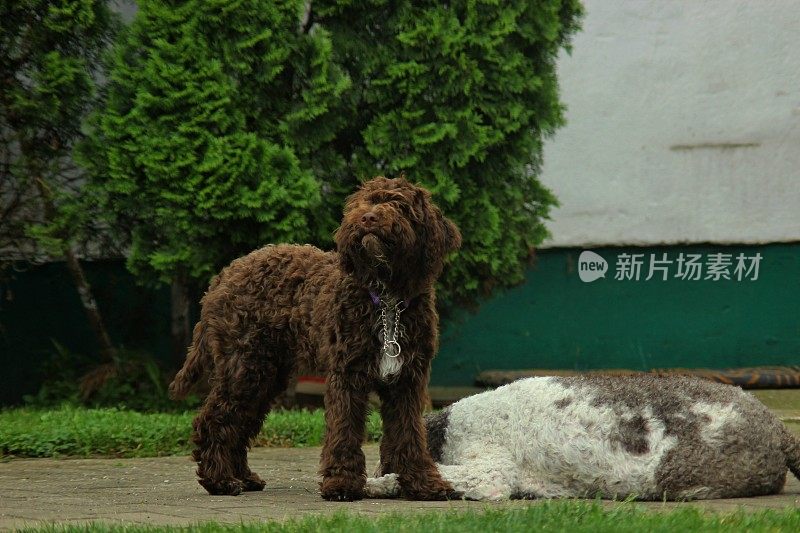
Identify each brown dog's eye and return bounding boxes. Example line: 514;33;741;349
368;192;388;205
369;191;408;207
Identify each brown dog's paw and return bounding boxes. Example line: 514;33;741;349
320;475;365;502
242;473;266;492
198;477;245;496
401;475;456;501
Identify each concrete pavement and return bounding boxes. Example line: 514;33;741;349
1;445;799;530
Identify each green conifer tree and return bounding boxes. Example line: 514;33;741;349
86;0;581;325
83;0;349;287
316;0;583;303
82;0;349;356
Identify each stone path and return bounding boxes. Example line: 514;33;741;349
1;445;798;530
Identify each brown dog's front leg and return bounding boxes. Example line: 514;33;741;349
379;377;454;500
319;372;369;501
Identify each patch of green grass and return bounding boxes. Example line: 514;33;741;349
0;406;383;458
17;502;800;532
253;408;383;447
0;406;193;458
751;389;800;412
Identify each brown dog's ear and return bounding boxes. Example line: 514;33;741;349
333;226;355;274
441;214;462;255
414;186;462;257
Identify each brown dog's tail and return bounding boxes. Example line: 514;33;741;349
168;321;211;400
782;428;800;481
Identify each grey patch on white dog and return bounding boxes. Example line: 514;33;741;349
425;408;451;462
553;396;573;409
611;414;650;455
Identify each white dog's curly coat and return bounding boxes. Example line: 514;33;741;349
366;376;800;501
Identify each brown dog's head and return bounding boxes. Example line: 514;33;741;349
334;176;461;296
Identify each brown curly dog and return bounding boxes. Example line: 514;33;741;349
169;176;461;501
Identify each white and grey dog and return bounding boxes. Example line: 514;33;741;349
366;376;800;501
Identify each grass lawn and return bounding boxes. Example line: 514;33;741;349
15;502;800;532
0;406;382;458
3;389;799;459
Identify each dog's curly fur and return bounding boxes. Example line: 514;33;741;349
366;376;800;501
169;176;461;501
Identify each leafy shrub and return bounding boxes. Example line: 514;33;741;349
316;0;584;304
80;0;348;288
24;343;198;412
81;0;584;308
0;407;382;458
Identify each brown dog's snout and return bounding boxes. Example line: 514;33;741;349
360;211;378;226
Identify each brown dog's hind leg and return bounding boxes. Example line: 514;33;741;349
235;367;290;492
192;388;247;496
192;358;287;496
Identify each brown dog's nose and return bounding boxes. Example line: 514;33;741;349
360;211;378;225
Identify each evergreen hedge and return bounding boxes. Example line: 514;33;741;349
85;0;583;304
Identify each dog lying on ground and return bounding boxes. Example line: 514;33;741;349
366;375;800;501
169;176;461;501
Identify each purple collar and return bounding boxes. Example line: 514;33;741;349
369;289;410;309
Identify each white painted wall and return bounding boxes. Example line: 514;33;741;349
538;0;800;248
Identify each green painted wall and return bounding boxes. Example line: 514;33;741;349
2;243;799;403
0;261;171;405
431;243;800;386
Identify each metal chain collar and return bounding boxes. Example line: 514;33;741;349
380;300;405;359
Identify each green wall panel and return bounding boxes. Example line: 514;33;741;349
0;261;171;405
2;244;799;403
431;243;800;386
